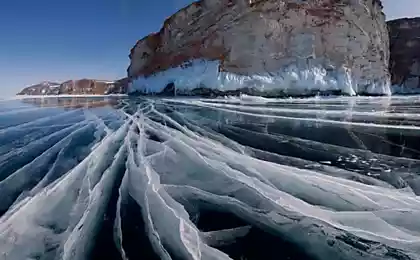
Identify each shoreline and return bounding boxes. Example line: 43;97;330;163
13;94;128;99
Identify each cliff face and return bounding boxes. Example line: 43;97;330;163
128;0;390;96
58;79;124;95
388;18;420;92
18;78;129;96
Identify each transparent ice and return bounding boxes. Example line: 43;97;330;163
0;95;420;260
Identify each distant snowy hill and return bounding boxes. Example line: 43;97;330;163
17;81;61;95
17;78;129;96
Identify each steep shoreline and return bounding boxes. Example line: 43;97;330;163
128;0;390;96
17;78;129;96
388;17;420;94
16;2;420;97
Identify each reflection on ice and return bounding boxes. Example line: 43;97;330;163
1;96;420;259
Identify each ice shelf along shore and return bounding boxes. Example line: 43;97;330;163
129;59;392;96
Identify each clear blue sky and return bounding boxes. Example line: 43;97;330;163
0;0;419;96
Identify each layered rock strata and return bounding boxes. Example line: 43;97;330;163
128;0;390;96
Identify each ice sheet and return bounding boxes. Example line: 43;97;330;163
1;96;420;260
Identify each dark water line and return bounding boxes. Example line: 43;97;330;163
89;156;128;260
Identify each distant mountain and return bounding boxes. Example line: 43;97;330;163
17;81;61;95
17;78;129;96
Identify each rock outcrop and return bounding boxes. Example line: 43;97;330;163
17;78;129;96
128;0;390;96
388;18;420;93
17;82;61;95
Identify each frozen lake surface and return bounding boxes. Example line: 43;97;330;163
1;95;420;260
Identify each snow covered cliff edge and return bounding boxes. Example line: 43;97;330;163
128;0;390;96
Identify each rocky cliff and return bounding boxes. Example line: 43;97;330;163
388;18;420;93
18;78;129;96
128;0;390;96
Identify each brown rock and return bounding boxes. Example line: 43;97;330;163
59;79;112;95
17;78;130;96
128;0;389;95
111;77;130;94
388;18;420;90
